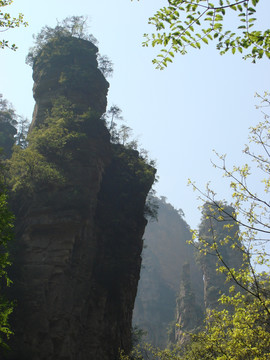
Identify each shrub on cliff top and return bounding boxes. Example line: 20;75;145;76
26;16;97;66
26;16;113;78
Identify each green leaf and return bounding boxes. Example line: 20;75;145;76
215;14;223;21
238;47;243;53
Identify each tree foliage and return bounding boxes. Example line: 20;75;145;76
102;104;156;166
15;116;29;149
126;1;270;359
0;94;29;157
102;105;158;220
185;93;270;358
120;93;270;359
182;289;270;359
0;0;27;50
0;162;13;348
133;0;270;69
97;54;114;78
26;16;97;65
26;16;113;78
188;92;270;273
0;94;17;158
7;97;87;193
0;95;28;349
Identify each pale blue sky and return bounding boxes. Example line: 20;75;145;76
2;0;270;228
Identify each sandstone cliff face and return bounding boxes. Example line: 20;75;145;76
135;201;243;348
133;198;204;348
198;204;243;311
173;263;203;345
173;204;243;345
30;37;108;131
4;36;155;360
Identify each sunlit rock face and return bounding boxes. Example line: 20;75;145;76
30;36;109;131
173;204;243;346
133;198;204;348
134;201;243;349
173;263;204;346
198;204;243;312
4;37;155;360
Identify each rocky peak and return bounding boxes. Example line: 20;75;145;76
30;36;109;131
4;36;155;360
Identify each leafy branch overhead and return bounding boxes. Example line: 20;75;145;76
120;95;270;358
0;0;28;50
135;0;270;69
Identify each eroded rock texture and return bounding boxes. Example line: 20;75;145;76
133;198;203;348
198;204;243;311
30;37;108;131
173;263;203;345
173;204;243;345
4;36;155;360
134;200;243;348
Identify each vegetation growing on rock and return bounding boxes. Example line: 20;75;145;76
0;19;156;360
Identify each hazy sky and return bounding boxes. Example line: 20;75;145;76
2;0;270;228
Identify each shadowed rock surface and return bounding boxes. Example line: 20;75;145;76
3;36;155;360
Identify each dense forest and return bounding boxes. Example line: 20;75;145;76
1;1;270;359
